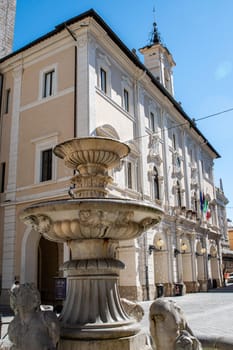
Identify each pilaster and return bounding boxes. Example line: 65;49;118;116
6;66;23;201
1;204;16;297
76;35;89;137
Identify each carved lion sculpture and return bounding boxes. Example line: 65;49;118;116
149;299;202;350
8;283;60;350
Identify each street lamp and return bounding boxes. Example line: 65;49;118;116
174;242;188;257
195;247;206;257
149;238;164;254
181;242;187;253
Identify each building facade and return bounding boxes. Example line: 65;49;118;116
0;10;224;304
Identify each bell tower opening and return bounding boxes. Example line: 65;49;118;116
139;9;176;96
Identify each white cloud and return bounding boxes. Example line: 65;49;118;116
215;61;232;80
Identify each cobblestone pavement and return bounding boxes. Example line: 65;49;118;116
139;285;233;347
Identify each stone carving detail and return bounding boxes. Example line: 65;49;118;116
24;209;160;241
149;299;202;350
24;214;51;234
8;283;60;350
148;134;162;165
120;298;144;322
172;152;183;179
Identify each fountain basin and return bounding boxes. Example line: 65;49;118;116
21;198;163;244
53;137;130;174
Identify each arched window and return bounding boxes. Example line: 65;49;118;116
177;181;182;207
153;166;160;200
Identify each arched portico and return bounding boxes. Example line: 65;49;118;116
180;238;193;292
209;244;221;288
196;241;206;291
152;233;171;296
21;227;40;284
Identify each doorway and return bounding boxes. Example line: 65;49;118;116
38;237;59;304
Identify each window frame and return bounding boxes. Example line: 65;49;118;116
5;88;10;114
39;64;57;100
40;148;53;182
97;54;111;97
33;135;58;184
0;162;6;193
149;111;156;132
176;180;182;207
152;166;160;200
43;70;55;98
100;67;107;94
123;88;129;112
124;158;138;191
121;75;133;114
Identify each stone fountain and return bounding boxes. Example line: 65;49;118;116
20;137;163;350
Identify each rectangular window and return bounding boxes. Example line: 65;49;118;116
0;74;3;115
123;89;129;112
41;149;52;182
100;68;107;93
149;112;155;132
43;70;55;98
5;89;10;114
127;162;133;189
0;162;6;193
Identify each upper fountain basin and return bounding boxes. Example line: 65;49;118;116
20;198;163;243
53;137;130;174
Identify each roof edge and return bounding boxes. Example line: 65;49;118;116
0;9;220;158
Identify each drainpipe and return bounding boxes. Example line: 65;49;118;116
65;25;77;138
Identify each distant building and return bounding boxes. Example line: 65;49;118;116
0;9;225;304
228;224;233;251
215;179;232;278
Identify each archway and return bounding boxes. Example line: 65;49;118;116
21;228;65;304
153;235;169;296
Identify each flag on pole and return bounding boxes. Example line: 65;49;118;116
206;210;211;220
203;195;209;213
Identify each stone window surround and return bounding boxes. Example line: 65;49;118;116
38;63;58;101
148;102;159;133
124;156;138;191
32;133;58;184
121;75;133;114
97;53;111;97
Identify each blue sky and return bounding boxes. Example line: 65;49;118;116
14;0;233;219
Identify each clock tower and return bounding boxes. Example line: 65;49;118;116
0;0;16;58
140;19;176;96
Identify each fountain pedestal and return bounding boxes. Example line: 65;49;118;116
21;137;162;350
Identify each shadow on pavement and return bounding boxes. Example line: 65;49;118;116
208;283;233;293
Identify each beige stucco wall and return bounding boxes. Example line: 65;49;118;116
17;93;74;188
95;93;134;142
